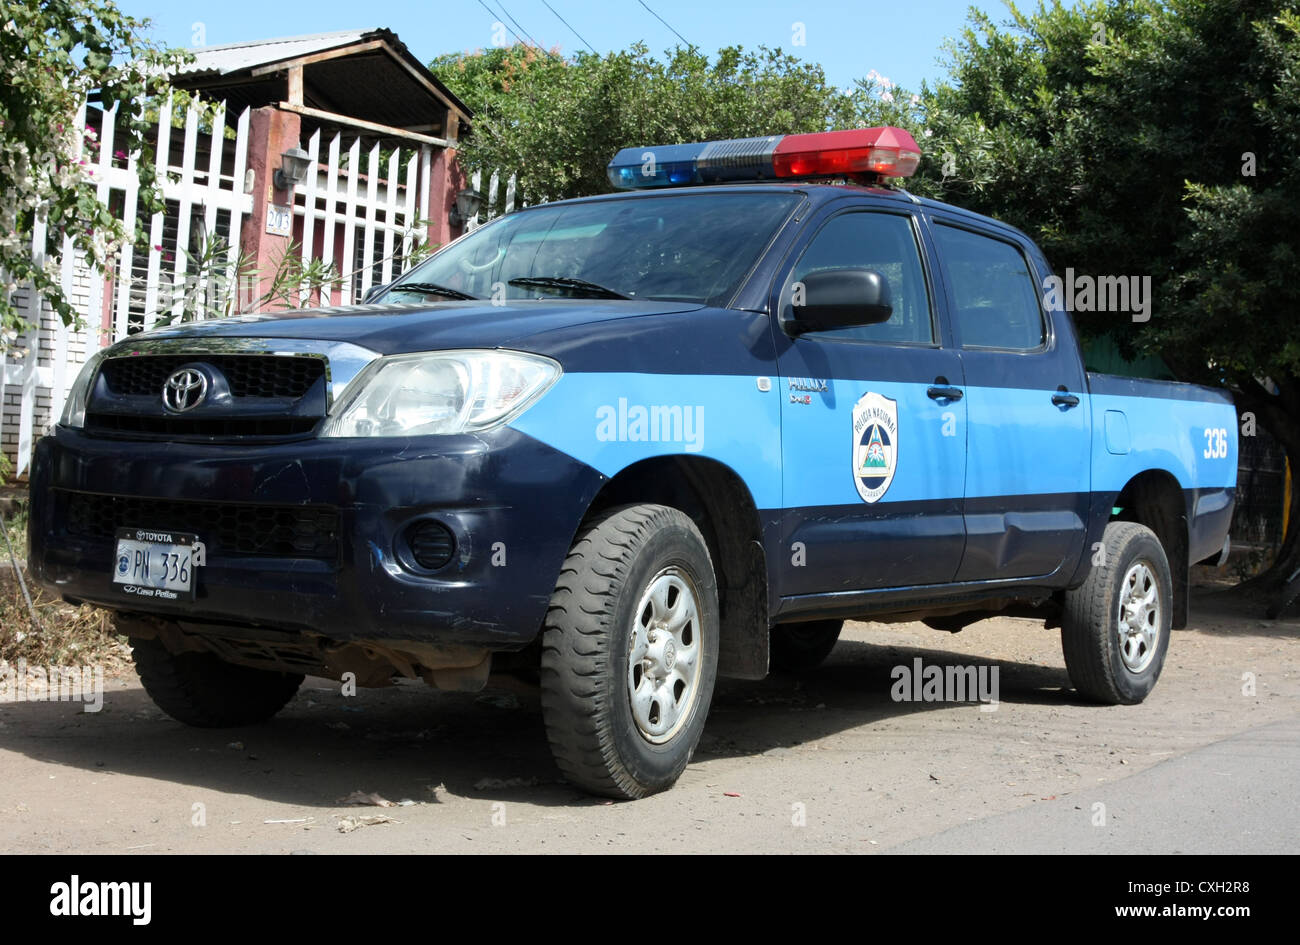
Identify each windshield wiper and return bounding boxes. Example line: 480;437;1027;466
386;281;479;301
508;276;630;300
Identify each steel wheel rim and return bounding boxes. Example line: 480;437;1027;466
626;567;703;744
1117;559;1161;673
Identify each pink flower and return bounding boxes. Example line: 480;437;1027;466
114;150;126;160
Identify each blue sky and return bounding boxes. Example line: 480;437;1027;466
114;0;1018;95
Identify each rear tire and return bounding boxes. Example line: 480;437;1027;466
1061;521;1172;705
130;637;303;727
769;620;843;672
540;504;719;799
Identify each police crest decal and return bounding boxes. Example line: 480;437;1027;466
852;391;898;503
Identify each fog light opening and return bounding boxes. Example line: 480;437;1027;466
406;520;456;571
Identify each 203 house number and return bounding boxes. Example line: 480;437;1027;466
1203;427;1229;459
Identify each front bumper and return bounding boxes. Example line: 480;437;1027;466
29;426;605;649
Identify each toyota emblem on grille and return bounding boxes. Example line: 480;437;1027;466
162;368;209;412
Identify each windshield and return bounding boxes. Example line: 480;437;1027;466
387;191;802;306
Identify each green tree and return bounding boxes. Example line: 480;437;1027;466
0;0;187;344
912;0;1300;588
432;42;907;202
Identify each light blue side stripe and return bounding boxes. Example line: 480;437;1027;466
961;384;1089;500
510;372;1237;512
509;372;783;509
777;377;967;508
1090;392;1237;494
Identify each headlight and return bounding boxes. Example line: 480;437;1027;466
320;349;560;438
60;348;110;429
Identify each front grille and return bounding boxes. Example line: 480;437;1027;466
64;491;340;560
84;414;319;437
101;355;325;399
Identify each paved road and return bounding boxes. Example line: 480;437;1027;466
889;714;1300;854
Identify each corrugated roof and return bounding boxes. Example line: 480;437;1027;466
173;28;471;120
179;29;376;77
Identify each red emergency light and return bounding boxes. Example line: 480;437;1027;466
772;127;921;179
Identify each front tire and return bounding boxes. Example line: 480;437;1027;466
1061;521;1172;705
540;504;720;799
130;636;303;727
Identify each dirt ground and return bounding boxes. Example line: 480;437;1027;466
1;586;1297;854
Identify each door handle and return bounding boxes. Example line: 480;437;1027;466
1052;389;1080;408
927;386;963;402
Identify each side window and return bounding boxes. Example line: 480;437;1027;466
932;223;1045;350
785;212;934;344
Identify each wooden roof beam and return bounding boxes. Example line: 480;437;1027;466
278;102;451;148
249;40;386;77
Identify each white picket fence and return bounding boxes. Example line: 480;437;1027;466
295;129;433;307
1;96;495;476
466;169;521;233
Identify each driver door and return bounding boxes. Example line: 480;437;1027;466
775;207;968;598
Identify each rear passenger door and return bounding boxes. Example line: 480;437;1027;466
774;205;968;597
927;219;1090;582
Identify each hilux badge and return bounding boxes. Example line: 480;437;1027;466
852;391;898;503
162;368;208;413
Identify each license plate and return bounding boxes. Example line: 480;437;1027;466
113;528;199;600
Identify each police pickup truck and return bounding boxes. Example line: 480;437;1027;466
29;127;1237;799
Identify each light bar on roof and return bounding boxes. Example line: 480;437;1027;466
607;127;920;190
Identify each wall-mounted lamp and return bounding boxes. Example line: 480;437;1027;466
448;188;484;228
273;147;312;190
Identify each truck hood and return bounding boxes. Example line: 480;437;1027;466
133;300;703;356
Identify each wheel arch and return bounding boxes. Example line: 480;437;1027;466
585;455;770;679
1110;469;1189;629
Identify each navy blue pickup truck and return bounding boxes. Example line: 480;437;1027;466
30;127;1237;798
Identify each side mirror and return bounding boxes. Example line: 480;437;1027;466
785;268;892;334
361;282;389;304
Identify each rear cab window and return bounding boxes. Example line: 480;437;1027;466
931;222;1046;350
